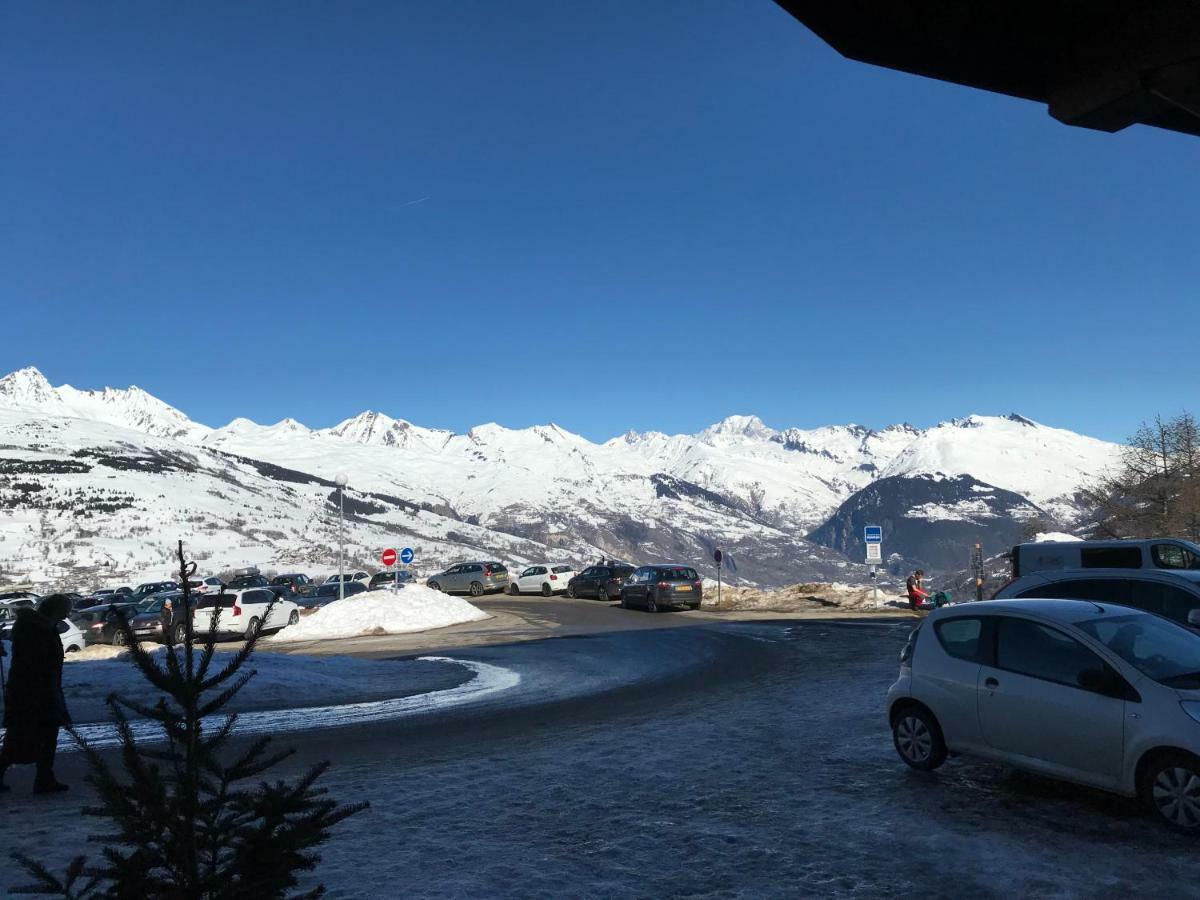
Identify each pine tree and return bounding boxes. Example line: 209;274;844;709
14;541;366;898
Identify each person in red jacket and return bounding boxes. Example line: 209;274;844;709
906;570;931;610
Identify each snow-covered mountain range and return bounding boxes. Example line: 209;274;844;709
0;367;1123;590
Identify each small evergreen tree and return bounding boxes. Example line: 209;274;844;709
14;541;366;898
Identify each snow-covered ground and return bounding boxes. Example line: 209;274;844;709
703;581;906;612
270;585;489;642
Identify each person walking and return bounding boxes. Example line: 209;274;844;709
0;594;72;794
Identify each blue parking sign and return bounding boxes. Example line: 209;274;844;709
864;526;883;544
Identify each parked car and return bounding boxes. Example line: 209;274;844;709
566;564;636;601
124;591;199;644
619;565;703;612
0;597;38;624
78;592;182;645
1009;538;1200;579
508;564;576;597
302;581;369;607
2;616;85;654
192;588;299;640
186;576;225;595
131;581;178;599
427;562;509;597
226;573;271;590
325;572;370;586
86;587;133;603
889;598;1200;833
995;567;1200;631
270;573;313;596
0;590;40;603
368;571;413;591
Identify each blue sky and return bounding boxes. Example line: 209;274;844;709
3;1;1197;443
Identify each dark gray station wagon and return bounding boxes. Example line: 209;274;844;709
620;565;703;612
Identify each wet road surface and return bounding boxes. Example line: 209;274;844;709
4;620;1193;898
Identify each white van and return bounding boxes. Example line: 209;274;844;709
1011;539;1200;578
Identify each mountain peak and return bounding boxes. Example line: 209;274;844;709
700;415;776;442
0;366;59;408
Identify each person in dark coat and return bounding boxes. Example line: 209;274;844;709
0;593;72;793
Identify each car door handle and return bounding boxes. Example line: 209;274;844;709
984;677;999;689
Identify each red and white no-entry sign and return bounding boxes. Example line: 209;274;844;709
381;548;398;567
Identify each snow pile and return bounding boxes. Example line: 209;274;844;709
271;585;489;642
1034;531;1083;543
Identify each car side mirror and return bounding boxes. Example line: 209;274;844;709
1188;609;1200;627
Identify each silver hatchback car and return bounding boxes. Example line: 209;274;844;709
889;598;1200;832
427;561;509;597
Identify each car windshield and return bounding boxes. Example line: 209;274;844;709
137;598;163;613
1076;613;1200;688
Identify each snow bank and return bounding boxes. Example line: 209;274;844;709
1034;531;1083;543
270;585;489;641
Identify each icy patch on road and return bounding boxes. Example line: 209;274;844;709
271;585;489;641
59;656;520;752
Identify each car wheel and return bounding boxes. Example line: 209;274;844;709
1141;751;1200;832
566;585;576;599
113;630;128;647
509;583;520;596
244;617;260;640
429;581;441;592
288;610;299;626
892;706;947;772
646;594;658;613
66;644;80;654
541;583;552;597
469;582;484;597
174;624;187;644
620;593;629;609
598;588;609;603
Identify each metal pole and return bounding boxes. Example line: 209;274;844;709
338;487;345;602
717;560;722;608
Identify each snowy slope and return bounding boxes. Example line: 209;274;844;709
880;414;1121;520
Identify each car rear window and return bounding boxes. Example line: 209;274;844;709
658;568;698;581
486;564;507;575
197;595;236;609
551;566;572;574
613;567;634;577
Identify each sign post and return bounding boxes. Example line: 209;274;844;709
713;548;723;608
972;543;984;601
381;548;397;590
864;526;883;604
400;547;415;590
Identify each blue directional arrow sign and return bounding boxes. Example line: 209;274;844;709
864;526;883;544
400;547;414;565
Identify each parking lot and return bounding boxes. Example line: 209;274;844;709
3;617;1193;897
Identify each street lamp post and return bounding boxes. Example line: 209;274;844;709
335;473;348;601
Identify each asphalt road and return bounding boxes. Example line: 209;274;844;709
7;617;1195;898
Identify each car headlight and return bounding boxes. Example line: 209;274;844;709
1180;701;1200;725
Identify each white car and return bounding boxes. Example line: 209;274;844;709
187;576;225;595
57;618;85;653
508;564;577;597
889;598;1200;832
0;616;84;654
191;588;299;640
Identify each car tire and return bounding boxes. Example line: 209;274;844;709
174;624;187;645
541;583;552;597
245;617;260;640
429;581;441;592
620;593;629;609
469;582;484;597
892;705;947;772
113;630;128;647
509;583;520;596
288;610;300;626
566;585;576;599
66;645;80;654
598;588;609;603
646;595;658;613
1140;751;1200;833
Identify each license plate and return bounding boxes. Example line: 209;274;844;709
676;585;693;592
496;574;508;580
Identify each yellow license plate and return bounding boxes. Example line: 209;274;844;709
676;585;693;592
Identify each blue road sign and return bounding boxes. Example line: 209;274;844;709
864;526;883;544
400;547;414;565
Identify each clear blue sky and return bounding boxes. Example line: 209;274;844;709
3;1;1197;443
